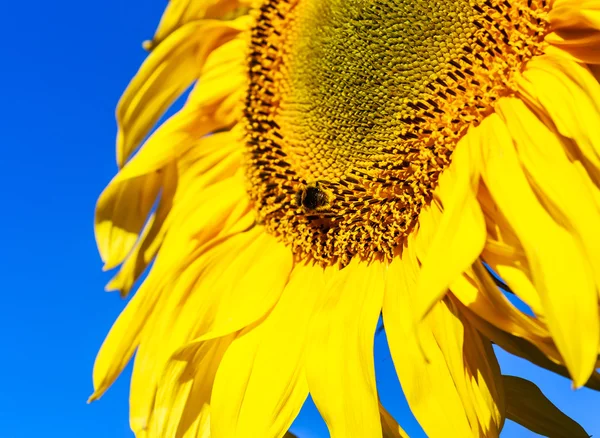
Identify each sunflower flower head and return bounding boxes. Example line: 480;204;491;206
91;0;600;436
246;0;548;265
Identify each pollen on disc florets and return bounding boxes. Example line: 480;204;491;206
244;0;549;266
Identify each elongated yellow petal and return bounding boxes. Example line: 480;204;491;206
106;143;245;295
117;21;199;167
187;230;293;342
500;96;600;298
130;228;292;432
465;308;600;391
550;0;600;29
184;38;247;115
105;130;243;294
386;242;469;436
305;260;384;438
96;112;216;269
161;173;250;262
503;375;589;437
113;43;245;182
177;150;243;209
477;185;546;316
115;109;219;184
413;124;486;321
128;230;257;433
97;23;249;268
105;163;177;296
89;277;155;402
95;170;163;269
428;302;505;437
449;262;551;346
481;240;544;317
147;0;249;50
481;109;599;387
176;129;242;182
117;17;248;167
547;0;600;63
91;176;249;402
211;263;324;437
147;335;233;438
517;56;600;186
518;56;600;234
384;240;504;437
96;102;244;269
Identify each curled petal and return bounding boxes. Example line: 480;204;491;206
504;375;589;437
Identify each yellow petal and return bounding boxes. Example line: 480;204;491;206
550;0;600;30
95;170;163;269
95;111;218;268
481;109;599;387
104;129;242;294
91;177;249;402
160;173;250;265
185;37;247;109
127;232;253;433
305;260;384;438
384;241;504;437
428;302;505;437
116;108;220;184
89;278;155;402
186;229;294;342
176;129;242;183
517;55;600;188
211;263;324;437
477;185;546;315
112;43;245;182
130;227;292;432
155;184;253;306
499;95;600;300
147;0;250;50
174;146;243;211
105;163;177;296
518;56;600;231
466;309;600;391
96;97;244;269
503;375;589;437
481;239;544;317
147;335;233;438
413;123;486;321
449;262;551;346
99;29;247;268
547;0;600;63
117;17;247;167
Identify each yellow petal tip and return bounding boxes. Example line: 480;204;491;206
87;392;101;404
142;39;154;51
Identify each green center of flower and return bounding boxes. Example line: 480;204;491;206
285;0;477;179
244;0;549;266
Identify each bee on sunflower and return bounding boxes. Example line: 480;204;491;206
90;0;600;436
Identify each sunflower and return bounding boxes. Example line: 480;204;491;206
91;0;600;436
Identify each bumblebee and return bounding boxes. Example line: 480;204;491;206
295;181;331;212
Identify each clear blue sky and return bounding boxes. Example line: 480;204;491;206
1;1;598;437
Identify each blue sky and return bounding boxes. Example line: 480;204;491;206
1;1;598;437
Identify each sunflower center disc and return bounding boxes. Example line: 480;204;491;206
245;0;549;266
